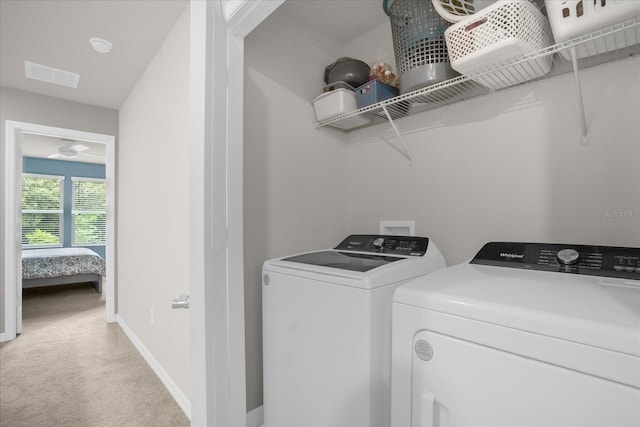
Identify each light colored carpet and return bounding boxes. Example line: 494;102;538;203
0;283;190;427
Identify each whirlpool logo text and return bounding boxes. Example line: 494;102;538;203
500;252;524;259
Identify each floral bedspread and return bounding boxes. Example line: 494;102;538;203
22;248;105;280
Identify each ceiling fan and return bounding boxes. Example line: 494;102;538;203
48;139;100;160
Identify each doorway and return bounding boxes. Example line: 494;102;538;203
2;120;116;342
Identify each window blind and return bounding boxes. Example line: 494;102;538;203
72;178;107;245
22;174;64;247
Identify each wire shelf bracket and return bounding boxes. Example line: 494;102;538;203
569;46;589;147
381;105;413;164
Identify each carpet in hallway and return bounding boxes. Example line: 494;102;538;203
0;283;190;427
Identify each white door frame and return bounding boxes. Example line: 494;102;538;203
189;1;283;425
2;120;116;342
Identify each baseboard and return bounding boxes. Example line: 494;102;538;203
0;331;15;343
247;405;264;427
115;315;191;420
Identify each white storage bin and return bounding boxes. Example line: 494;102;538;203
445;0;554;90
312;89;359;121
545;0;640;59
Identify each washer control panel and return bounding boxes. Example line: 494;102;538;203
335;234;429;256
471;242;640;280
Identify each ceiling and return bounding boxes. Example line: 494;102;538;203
1;0;388;110
2;0;387;164
0;0;188;110
278;0;389;44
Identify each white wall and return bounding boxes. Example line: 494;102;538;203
244;9;350;411
117;5;190;404
344;56;640;264
0;87;118;335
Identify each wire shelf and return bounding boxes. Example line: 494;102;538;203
315;17;640;132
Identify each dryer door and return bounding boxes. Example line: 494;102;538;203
407;329;640;427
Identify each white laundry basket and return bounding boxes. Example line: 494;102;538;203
445;0;554;89
544;0;640;59
431;0;498;23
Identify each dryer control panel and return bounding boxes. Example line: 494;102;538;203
471;242;640;280
335;234;429;256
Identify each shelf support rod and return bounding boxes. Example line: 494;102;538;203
382;105;413;164
569;46;589;146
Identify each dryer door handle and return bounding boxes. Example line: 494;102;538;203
412;390;435;427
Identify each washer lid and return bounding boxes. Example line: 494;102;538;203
394;260;640;357
264;236;446;289
282;250;403;272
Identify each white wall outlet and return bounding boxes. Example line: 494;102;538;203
380;220;415;236
150;308;155;325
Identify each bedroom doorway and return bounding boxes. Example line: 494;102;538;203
2;121;116;342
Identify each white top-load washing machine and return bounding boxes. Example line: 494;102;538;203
262;234;445;427
391;241;640;427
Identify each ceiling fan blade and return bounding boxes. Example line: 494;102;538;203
71;144;89;152
57;147;77;158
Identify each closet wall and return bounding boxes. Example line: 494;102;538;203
244;8;351;411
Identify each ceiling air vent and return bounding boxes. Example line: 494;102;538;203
24;61;80;88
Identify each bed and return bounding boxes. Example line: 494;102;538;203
22;247;105;293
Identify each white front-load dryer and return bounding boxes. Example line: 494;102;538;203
391;241;640;427
262;234;445;427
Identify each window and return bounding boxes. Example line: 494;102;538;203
22;174;64;247
72;178;107;245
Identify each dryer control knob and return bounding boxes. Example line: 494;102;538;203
373;237;385;251
557;248;580;265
